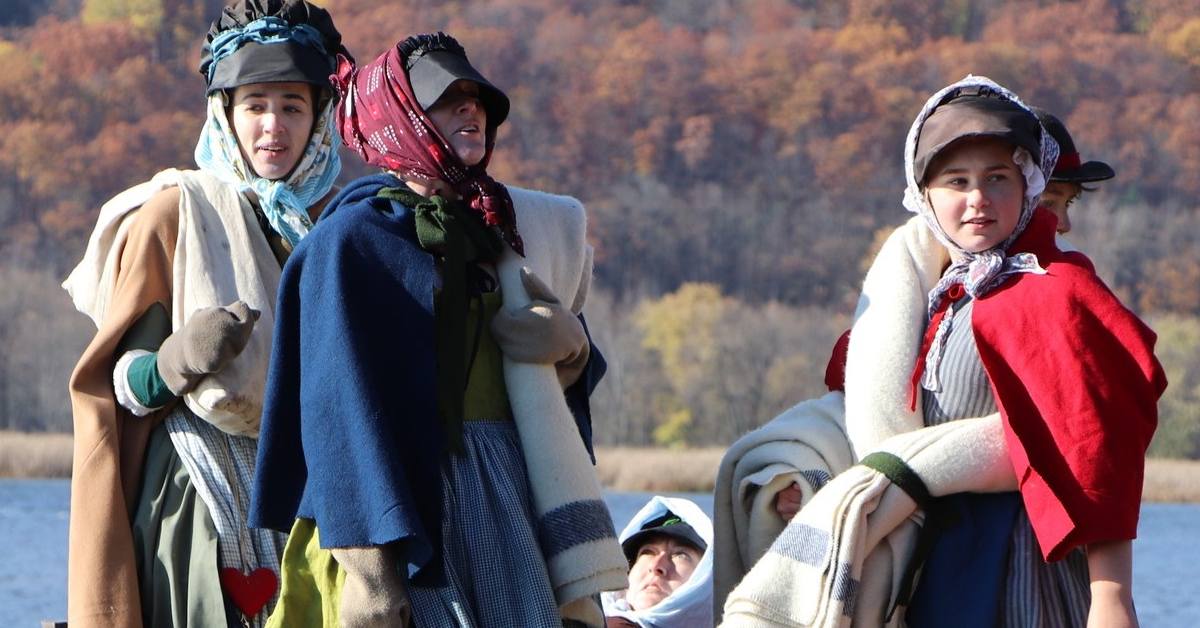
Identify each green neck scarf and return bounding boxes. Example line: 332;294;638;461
378;186;504;452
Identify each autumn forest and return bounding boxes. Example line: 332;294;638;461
2;0;1199;457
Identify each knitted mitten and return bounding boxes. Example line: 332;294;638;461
330;546;410;628
156;301;258;395
554;340;591;388
491;267;588;386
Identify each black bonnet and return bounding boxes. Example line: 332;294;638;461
198;0;351;95
398;32;510;128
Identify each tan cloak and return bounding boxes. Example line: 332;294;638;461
67;188;181;628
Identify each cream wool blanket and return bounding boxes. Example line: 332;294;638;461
63;169;282;437
843;215;949;458
722;416;1014;627
497;187;627;628
722;217;1018;627
63;168;184;327
713;391;854;614
713;216;942;613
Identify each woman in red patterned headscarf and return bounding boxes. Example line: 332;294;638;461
251;32;626;628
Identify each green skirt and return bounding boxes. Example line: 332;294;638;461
131;423;232;626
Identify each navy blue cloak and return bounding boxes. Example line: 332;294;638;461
249;173;604;581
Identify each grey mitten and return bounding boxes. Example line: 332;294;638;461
491;268;589;386
156;301;259;395
331;546;411;628
555;338;590;389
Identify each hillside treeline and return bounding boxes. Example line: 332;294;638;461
1;0;1198;458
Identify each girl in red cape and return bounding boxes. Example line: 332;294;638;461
885;76;1164;627
721;76;1164;628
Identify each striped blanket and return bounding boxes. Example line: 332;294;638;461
712;391;854;615
721;415;1015;627
496;188;627;627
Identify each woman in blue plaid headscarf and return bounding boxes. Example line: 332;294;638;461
62;2;350;627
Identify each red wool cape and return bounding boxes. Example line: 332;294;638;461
828;210;1167;562
972;210;1166;560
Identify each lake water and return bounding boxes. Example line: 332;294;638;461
2;481;1194;626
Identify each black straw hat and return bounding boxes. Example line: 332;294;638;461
398;33;510;128
1033;108;1116;183
621;511;707;562
915;87;1042;185
199;0;350;95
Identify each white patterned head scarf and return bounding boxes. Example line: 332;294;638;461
902;76;1060;391
194;90;342;247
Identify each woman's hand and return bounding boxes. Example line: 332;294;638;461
774;482;804;522
332;545;411;628
1087;583;1137;628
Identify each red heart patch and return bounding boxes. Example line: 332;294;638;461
219;567;278;618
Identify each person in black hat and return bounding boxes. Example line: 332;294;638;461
62;1;348;627
1033;108;1116;236
249;31;619;628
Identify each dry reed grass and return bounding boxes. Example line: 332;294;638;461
595;447;1200;503
1142;458;1200;503
594;446;725;492
0;431;73;478
1;434;1196;503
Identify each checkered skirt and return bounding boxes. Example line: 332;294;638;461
406;419;564;627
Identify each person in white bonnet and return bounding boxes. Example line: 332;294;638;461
603;496;714;628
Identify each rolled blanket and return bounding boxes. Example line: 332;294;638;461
714;216;944;618
712;392;853;615
496;187;627;627
63;168;282;436
171;171;284;437
721;414;1014;627
844;216;948;457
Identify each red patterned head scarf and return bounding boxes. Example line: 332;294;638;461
331;45;524;255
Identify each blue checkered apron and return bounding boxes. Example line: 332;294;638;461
406;420;563;627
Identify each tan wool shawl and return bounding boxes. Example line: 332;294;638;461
66;186;181;628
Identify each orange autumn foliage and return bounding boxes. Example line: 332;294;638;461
4;1;1200;454
0;0;1196;315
